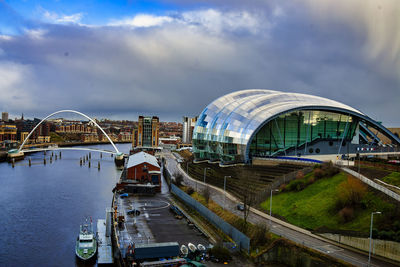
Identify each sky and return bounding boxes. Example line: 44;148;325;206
0;0;399;125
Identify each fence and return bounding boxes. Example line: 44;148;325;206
319;233;400;263
171;184;250;253
342;167;400;202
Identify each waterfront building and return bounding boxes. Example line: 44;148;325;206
0;124;17;142
2;112;9;122
192;89;400;165
123;151;161;192
182;116;197;144
132;116;159;148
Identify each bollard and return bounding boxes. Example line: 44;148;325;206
88;161;91;168
29;158;31;167
12;158;15;168
98;161;100;170
44;158;46;165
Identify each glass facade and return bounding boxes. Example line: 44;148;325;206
192;89;367;164
249;110;358;157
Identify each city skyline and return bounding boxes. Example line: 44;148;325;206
1;0;400;125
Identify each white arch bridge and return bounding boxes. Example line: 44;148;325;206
9;110;126;164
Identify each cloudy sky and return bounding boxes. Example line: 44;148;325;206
0;0;399;125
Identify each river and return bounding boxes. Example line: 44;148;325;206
0;143;131;267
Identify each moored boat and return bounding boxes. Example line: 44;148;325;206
75;218;97;261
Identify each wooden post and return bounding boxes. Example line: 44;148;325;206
29;158;31;167
98;161;100;170
12;158;15;168
44;158;46;165
88;161;91;168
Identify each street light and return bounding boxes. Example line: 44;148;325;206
270;189;279;225
368;211;381;267
223;176;231;210
203;167;210;184
186;161;190;174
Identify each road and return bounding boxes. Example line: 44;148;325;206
162;151;397;267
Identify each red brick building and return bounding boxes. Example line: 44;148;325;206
126;151;161;192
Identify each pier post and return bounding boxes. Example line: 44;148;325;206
55;154;57;160
59;151;61;159
111;154;113;158
12;158;15;168
51;152;54;157
50;157;52;163
100;152;102;159
44;158;46;165
29;158;31;167
98;161;100;170
89;152;91;159
80;158;82;166
88;161;91;168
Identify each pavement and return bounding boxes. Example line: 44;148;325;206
161;151;398;267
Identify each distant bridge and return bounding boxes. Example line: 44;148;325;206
18;110;122;156
21;147;126;156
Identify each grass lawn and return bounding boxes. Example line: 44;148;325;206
381;172;400;187
260;172;391;233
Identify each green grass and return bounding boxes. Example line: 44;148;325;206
381;172;400;187
260;172;392;233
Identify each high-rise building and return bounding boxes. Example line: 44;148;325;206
2;112;9;122
182;116;197;144
132;116;159;148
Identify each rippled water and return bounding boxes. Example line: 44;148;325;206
0;143;131;267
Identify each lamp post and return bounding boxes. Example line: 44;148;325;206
186;161;190;174
368;211;381;267
223;176;231;210
203;167;210;184
270;189;279;225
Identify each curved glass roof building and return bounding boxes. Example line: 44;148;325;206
192;89;400;164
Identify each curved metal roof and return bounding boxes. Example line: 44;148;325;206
194;89;365;146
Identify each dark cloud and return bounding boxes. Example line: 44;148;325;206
0;2;399;126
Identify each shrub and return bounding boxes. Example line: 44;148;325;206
287;179;306;191
314;168;324;179
336;175;367;209
279;183;287;192
173;172;184;186
296;171;304;180
208;244;232;262
338;207;354;222
250;223;270;247
186;187;194;195
307;177;315;185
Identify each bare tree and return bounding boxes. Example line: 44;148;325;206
237;167;257;228
202;186;211;205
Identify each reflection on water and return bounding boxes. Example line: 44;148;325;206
0;143;131;267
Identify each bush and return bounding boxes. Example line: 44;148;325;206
336;175;367;209
314;168;324;179
338;207;354;222
296;171;304;180
287;179;306;191
186;187;194;195
173;172;184;186
208;244;232;262
250;223;270;247
279;183;287;192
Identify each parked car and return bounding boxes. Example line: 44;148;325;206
236;204;244;211
127;209;140;216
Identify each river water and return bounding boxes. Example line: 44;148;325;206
0;143;131;267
